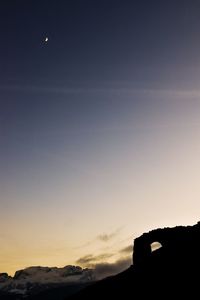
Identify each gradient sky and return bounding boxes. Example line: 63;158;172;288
1;0;200;275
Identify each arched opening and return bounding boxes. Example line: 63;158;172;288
151;242;162;252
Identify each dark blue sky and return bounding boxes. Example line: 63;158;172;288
1;0;200;88
2;0;200;275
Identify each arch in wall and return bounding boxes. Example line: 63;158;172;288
150;241;162;252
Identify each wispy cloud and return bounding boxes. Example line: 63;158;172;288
97;228;122;243
97;233;117;243
2;83;198;97
76;253;131;280
76;239;133;280
0;83;144;95
75;227;123;250
119;245;133;254
76;253;114;266
0;84;93;94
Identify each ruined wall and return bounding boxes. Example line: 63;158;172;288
133;222;200;266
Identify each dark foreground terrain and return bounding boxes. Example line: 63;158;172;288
2;221;200;299
69;221;200;299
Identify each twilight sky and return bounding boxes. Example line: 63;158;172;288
1;0;200;275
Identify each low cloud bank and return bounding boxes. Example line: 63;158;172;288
94;257;132;280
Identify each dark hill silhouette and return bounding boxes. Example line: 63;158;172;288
0;291;17;299
69;221;200;299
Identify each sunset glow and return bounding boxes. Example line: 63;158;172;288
1;1;200;276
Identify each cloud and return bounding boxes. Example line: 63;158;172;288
94;257;132;280
119;245;133;254
0;84;152;95
97;233;116;242
76;254;132;280
76;253;114;266
76;238;133;280
75;227;124;250
97;228;122;243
